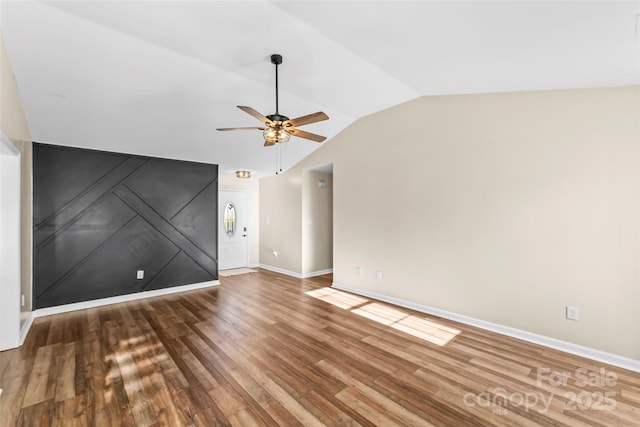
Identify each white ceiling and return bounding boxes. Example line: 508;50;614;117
1;1;638;176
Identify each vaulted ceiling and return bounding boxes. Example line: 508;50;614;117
2;1;638;176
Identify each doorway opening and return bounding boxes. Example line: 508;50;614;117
302;163;333;277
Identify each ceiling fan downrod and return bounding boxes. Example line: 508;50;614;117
271;54;283;116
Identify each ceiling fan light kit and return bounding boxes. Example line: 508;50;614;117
217;54;329;146
263;126;290;145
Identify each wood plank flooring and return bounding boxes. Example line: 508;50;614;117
1;269;639;426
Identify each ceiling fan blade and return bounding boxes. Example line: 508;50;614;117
216;127;265;131
285;112;329;127
237;106;273;125
290;128;326;143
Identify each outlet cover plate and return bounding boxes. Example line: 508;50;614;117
566;306;579;321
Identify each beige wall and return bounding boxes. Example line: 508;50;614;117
259;173;302;272
219;172;260;266
302;170;333;274
1;33;33;329
264;86;640;360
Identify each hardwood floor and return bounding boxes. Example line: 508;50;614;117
1;269;639;426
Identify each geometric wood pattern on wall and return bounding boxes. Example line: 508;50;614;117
33;143;218;309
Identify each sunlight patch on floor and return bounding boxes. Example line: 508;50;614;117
352;302;406;325
107;335;164;383
353;302;461;346
306;287;369;309
306;288;460;346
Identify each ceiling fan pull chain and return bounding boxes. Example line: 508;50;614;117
274;143;283;175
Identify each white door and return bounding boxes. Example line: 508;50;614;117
218;190;248;270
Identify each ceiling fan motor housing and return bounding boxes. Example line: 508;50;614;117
266;114;290;123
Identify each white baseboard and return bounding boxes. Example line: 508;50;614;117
259;264;302;278
302;268;333;278
332;282;640;373
33;280;220;318
19;312;34;345
259;264;333;279
248;263;260;268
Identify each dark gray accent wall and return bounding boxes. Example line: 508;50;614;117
33;143;218;309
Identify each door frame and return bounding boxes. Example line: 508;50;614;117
0;132;21;350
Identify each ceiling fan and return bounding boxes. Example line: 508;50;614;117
217;54;329;146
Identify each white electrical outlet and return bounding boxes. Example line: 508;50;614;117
136;270;144;280
356;267;362;276
272;251;279;259
21;294;25;307
566;306;579;321
376;271;383;280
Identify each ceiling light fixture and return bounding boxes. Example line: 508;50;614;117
217;54;329;146
235;170;251;179
263;124;291;144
